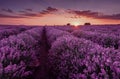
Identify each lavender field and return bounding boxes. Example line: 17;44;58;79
0;25;120;79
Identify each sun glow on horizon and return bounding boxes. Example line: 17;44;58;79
72;22;80;27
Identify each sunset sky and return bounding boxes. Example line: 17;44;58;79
0;0;120;25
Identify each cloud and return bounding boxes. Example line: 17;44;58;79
67;9;120;20
0;14;25;18
0;7;58;19
25;9;32;11
68;10;100;17
40;7;58;14
1;8;13;13
19;9;33;13
19;6;58;17
47;7;58;12
98;14;120;20
19;11;27;13
20;12;42;17
1;7;120;20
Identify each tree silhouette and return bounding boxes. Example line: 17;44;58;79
84;23;91;25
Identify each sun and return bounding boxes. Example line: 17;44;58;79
73;22;79;27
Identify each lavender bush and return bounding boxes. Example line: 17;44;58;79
72;30;120;49
0;28;27;40
54;26;75;32
46;27;70;46
0;27;43;79
48;35;120;79
0;46;33;79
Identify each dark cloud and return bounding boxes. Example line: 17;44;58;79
20;6;58;17
0;14;25;18
25;9;32;11
19;11;27;13
98;14;120;20
67;10;120;20
40;7;58;14
40;10;50;14
0;6;58;18
1;8;13;13
67;10;102;18
47;7;58;12
19;9;33;13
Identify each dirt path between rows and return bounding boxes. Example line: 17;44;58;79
34;27;50;79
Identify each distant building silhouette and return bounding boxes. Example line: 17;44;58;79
84;23;91;25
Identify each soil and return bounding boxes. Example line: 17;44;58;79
34;27;50;79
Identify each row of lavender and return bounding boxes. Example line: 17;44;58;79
72;30;120;49
46;27;120;79
80;25;120;36
55;26;120;50
0;26;43;79
54;25;120;36
0;27;28;41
